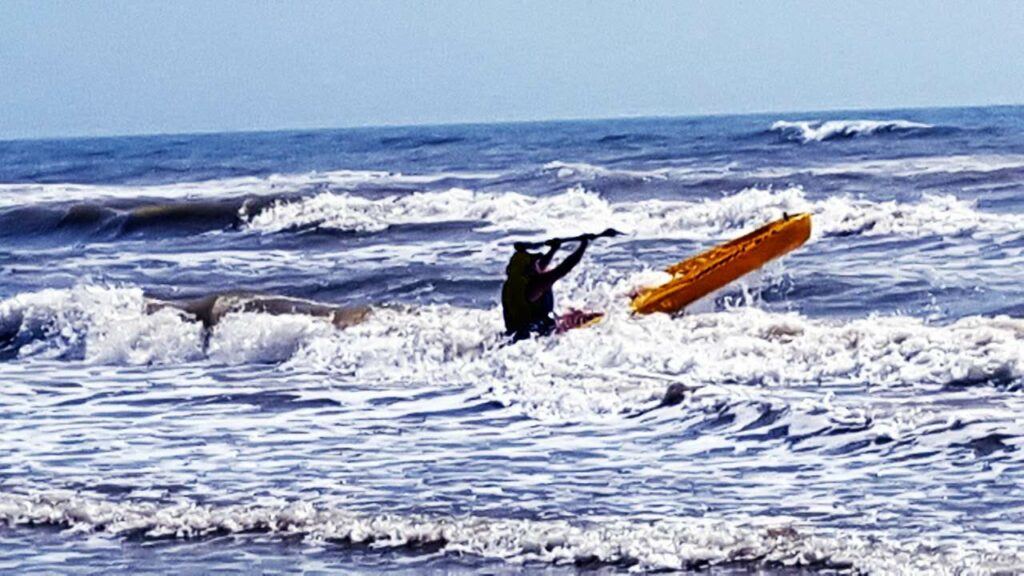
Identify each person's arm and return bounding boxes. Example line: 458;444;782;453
534;239;561;271
527;238;589;301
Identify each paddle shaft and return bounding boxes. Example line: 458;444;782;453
514;228;621;250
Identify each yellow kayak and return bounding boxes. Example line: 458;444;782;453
631;213;812;315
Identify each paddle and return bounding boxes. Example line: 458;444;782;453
513;228;623;251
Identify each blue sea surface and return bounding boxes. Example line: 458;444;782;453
2;107;1024;574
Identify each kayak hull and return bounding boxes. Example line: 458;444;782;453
631;213;812;315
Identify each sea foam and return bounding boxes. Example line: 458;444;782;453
2;490;1017;574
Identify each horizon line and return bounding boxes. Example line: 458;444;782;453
3;101;1022;145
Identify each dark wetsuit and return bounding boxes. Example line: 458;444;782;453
501;240;588;341
502;252;556;340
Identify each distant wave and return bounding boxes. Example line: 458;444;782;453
245;185;1022;240
546;154;1024;184
542;160;735;182
595;132;667;145
755;154;1024;178
0;198;271;241
6;158;1021;244
378;134;466;149
0;169;501;210
3;490;1015;573
770;119;935;143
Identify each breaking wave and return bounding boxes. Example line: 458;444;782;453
5;157;1020;245
290;282;1024;419
4;276;1019;424
8;179;1019;244
245;185;1021;240
770;119;935;143
0;286;333;365
2;490;1017;573
5;279;1020;422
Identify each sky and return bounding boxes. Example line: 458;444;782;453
1;0;1023;140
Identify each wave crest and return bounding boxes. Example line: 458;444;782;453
0;286;336;365
0;286;204;364
246;185;1019;240
245;185;804;237
770;119;934;143
542;161;733;182
0;169;499;209
2;490;1013;573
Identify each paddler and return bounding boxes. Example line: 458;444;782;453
502;235;590;341
502;227;622;340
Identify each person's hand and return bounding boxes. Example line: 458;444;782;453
582;233;597;241
545;238;562;249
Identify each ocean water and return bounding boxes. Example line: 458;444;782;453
2;107;1024;574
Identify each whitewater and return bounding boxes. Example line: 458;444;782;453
3;106;1024;574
